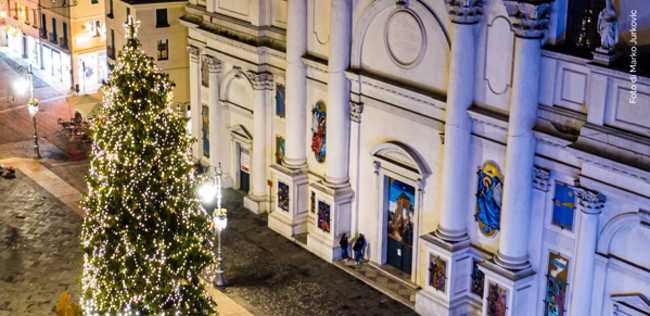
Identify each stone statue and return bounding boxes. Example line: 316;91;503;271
597;5;618;51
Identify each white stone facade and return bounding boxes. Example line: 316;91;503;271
180;0;650;315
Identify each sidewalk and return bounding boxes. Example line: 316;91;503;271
0;47;71;92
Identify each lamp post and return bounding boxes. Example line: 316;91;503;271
15;64;41;159
200;163;227;290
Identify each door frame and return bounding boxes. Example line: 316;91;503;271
228;124;252;192
369;142;429;284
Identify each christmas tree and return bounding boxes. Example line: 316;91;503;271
79;17;216;315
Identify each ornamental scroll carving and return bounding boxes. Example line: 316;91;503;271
202;56;223;74
503;1;551;38
575;188;606;215
186;45;200;63
444;0;483;24
532;166;550;192
245;71;274;90
350;101;364;123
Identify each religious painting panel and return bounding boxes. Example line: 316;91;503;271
310;190;316;213
387;177;415;247
202;105;209;157
276;136;285;164
545;252;569;316
475;162;503;237
311;101;326;163
487;282;508;316
428;255;446;292
470;260;485;297
552;184;575;231
276;84;285;117
278;181;289;212
317;200;330;233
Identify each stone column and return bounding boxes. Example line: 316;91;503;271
187;45;202;163
570;188;606;316
435;0;483;242
282;0;308;169
324;0;352;187
244;72;274;214
495;1;551;270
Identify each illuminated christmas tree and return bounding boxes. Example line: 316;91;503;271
79;17;216;315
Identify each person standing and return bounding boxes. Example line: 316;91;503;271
353;233;365;265
340;232;349;262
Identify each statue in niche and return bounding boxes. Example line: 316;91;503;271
597;5;618;51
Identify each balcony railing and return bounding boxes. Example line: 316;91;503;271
107;46;115;60
39;28;47;39
59;37;69;50
48;32;58;44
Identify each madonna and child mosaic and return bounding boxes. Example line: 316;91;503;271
476;162;503;237
311;101;327;163
387;177;415;247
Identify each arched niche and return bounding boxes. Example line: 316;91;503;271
352;0;450;92
221;67;254;111
597;210;650;266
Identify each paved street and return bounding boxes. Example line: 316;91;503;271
0;50;418;316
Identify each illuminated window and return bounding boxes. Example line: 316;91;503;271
157;39;168;60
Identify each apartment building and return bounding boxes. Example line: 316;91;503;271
105;0;189;105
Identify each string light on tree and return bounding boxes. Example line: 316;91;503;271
79;17;216;315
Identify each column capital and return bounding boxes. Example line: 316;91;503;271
246;71;274;90
187;45;200;63
575;188;607;215
503;1;552;38
444;0;484;24
532;166;550;192
350;101;364;123
202;55;223;73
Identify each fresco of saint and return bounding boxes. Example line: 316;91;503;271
487;283;507;316
318;201;331;232
311;102;326;163
545;253;569;316
278;182;289;212
476;162;503;237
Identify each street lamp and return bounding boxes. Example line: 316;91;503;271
15;64;41;159
201;163;227;290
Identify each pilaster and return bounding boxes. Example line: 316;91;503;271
244;71;274;215
187;45;202;163
306;181;354;262
570;188;606;316
203;55;223;170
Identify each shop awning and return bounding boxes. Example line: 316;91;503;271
4;25;11;33
66;93;103;118
13;28;19;37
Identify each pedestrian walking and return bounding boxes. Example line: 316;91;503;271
9;227;20;249
353;233;365;265
340;232;349;261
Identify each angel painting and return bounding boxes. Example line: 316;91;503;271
476;162;503;237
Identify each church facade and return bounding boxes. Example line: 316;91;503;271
180;0;650;315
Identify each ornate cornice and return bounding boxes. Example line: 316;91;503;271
533;166;551;192
245;71;274;90
640;209;650;229
575;188;607;215
187;45;200;63
444;0;483;24
202;55;223;73
503;1;551;38
350;101;364;123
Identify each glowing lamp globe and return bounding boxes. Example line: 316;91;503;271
1;11;7;18
213;214;227;231
199;182;217;202
13;77;29;94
